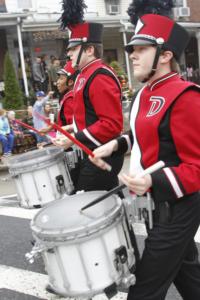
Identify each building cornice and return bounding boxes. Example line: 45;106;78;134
22;14;131;32
22;18;200;33
1;11;200;32
0;12;29;26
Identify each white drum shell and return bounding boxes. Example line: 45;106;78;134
31;192;135;297
8;147;73;208
42;217;133;297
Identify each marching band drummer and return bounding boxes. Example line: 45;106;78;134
56;60;79;129
56;60;80;185
89;1;200;299
53;0;124;192
38;61;78;146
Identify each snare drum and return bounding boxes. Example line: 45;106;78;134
29;191;136;298
8;146;74;208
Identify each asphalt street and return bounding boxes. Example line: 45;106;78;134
0;154;199;300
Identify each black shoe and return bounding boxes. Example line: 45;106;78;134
33;205;41;208
45;284;58;295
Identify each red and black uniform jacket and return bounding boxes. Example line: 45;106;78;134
57;90;73;126
117;72;200;203
73;59;123;150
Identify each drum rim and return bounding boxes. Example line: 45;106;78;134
31;192;123;241
31;205;124;242
8;146;64;174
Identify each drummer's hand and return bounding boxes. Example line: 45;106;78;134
118;173;152;196
52;134;73;149
89;139;118;169
39;125;52;134
61;124;74;133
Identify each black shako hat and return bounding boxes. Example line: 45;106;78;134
67;22;103;50
59;0;103;50
125;13;190;60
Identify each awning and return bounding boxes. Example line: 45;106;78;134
0;13;28;27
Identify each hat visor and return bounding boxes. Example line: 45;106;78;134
125;39;156;53
66;41;82;50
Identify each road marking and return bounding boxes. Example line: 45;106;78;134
0;264;127;300
0;193;18;199
0;265;49;299
195;227;200;243
0;206;40;219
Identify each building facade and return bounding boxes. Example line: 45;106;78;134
1;0;200;95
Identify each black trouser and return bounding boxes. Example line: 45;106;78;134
71;153;124;192
128;193;200;300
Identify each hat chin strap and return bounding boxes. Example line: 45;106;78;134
74;44;85;69
141;45;163;83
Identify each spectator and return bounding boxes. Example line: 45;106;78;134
7;110;25;151
41;54;49;93
7;111;24;137
0;81;5;99
22;106;38;142
48;58;60;97
18;57;32;91
193;66;200;84
186;64;194;81
32;56;46;92
33;90;54;144
23;105;34;127
180;64;187;80
0;109;14;158
39;102;56;139
50;55;56;64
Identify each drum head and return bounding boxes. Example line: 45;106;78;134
8;146;64;174
31;191;122;241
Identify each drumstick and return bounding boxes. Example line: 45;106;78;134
34;111;112;172
15;119;44;136
81;161;165;211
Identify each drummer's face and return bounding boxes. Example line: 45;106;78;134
129;45;157;82
67;45;92;69
57;75;68;93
